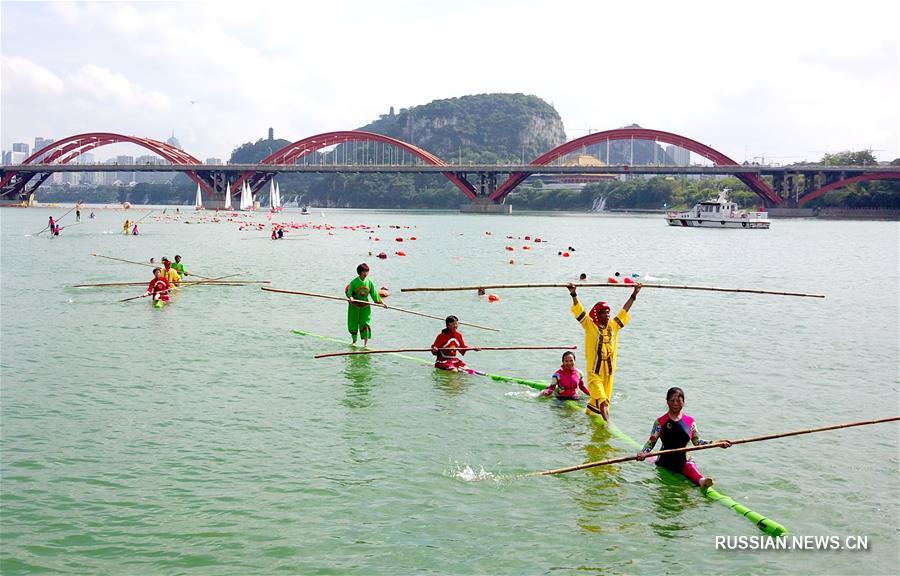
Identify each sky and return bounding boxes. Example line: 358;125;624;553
2;0;898;164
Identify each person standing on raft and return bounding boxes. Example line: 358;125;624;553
567;282;640;421
636;387;731;489
345;263;385;347
159;257;182;286
172;255;189;278
431;315;479;372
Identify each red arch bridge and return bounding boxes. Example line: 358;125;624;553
2;129;897;207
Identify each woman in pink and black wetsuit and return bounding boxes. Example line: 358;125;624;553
542;351;590;399
636;387;731;489
431;315;479;372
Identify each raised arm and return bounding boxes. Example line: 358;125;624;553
567;283;578;305
622;284;641;313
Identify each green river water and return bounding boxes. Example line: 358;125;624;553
1;205;898;575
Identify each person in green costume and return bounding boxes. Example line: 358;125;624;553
172;255;189;278
345;263;385;346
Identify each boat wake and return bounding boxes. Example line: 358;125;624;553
449;462;498;483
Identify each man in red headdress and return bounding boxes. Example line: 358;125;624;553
567;282;641;421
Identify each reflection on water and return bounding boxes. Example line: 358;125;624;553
649;467;697;538
430;366;469;396
341;353;373;409
573;419;622;533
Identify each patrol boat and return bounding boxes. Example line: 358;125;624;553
666;189;770;229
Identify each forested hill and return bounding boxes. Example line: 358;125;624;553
359;93;567;163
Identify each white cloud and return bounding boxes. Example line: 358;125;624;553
66;65;169;110
1;56;64;96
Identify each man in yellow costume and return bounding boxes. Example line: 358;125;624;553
567;282;641;421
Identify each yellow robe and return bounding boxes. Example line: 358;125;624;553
161;267;181;285
571;301;630;412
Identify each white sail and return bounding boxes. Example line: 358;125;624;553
224;182;232;209
240;181;250;210
274;181;281;209
194;183;203;208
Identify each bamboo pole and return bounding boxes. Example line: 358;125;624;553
315;345;575;359
74;280;269;288
400;282;824;299
531;415;900;477
90;253;217;280
133;209;155;224
118;273;241;303
35;206;75;235
261;287;500;332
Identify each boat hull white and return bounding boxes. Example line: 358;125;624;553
666;216;770;229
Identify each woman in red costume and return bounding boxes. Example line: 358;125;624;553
145;267;172;304
431;315;480;372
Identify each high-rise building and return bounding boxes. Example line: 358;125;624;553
34;137;54;153
12;142;29;155
116;155;136;184
666;144;691;166
166;132;182;150
134;155;171;184
78;153;102;185
205;157;223;165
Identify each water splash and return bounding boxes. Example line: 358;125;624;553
504;390;539;399
450;462;497;483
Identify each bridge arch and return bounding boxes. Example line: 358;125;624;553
489;128;782;205
0;132;210;199
233;130;476;200
798;172;900;206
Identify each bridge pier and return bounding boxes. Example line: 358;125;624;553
460;197;512;214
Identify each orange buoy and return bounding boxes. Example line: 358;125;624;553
410;236;417;240
522;245;531;250
562;252;570;257
623;277;634;284
608;277;618;283
506;246;514;251
488;294;500;302
396;250;407;256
